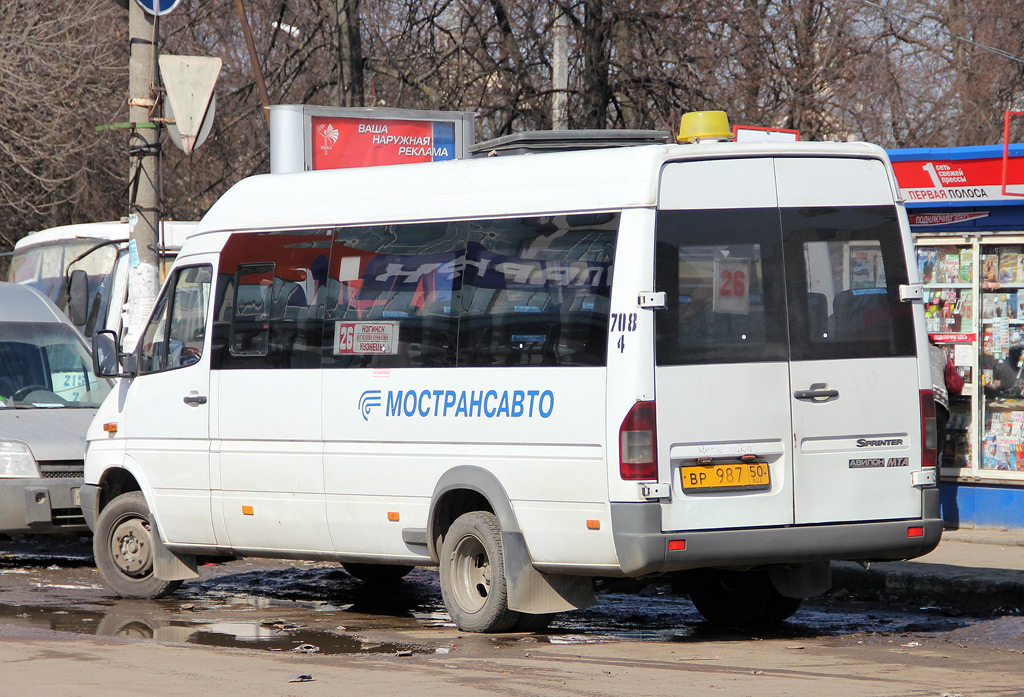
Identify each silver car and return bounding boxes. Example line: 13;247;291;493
0;282;113;533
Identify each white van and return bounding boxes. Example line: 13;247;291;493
0;282;113;534
7;220;197;338
84;119;941;631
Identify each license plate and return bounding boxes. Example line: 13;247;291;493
680;463;771;493
72;487;81;507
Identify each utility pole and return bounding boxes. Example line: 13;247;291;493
552;4;569;130
125;1;162;351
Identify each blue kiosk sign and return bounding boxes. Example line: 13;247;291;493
134;0;183;15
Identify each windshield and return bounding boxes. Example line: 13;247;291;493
0;322;114;408
8;241;121;336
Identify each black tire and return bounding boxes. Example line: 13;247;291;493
93;491;182;599
757;590;803;623
341;562;414;584
688;569;771;625
439;511;518;633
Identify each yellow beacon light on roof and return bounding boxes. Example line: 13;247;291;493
677;111;733;144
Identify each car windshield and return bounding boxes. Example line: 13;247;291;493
9;242;123;338
0;322;113;408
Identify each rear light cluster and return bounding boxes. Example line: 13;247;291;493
619;401;657;480
920;390;936;468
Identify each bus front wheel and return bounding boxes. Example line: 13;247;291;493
439;511;518;633
93;491;182;599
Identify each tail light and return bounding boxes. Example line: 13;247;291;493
620;401;658;480
920;389;936;468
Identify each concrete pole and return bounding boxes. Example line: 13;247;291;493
124;2;162;351
552;5;569;130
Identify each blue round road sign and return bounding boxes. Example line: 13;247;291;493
134;0;183;15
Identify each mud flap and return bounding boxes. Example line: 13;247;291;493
768;561;831;599
152;523;199;581
501;531;596;613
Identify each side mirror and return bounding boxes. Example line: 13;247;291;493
68;269;89;327
92;330;136;378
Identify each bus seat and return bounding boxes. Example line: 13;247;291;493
806;292;828;339
832;289;889;339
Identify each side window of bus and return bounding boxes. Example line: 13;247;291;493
214;231;330;369
783;206;915;360
655;209;788;365
458;214;617;367
230;263;274;358
138;265;212;374
324;223;462;369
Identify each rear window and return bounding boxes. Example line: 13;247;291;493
783;206;915;361
655;205;915;366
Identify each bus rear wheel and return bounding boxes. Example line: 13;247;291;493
439;511;518;633
93;491;182;599
689;569;802;625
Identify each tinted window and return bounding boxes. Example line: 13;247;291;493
138;265;212;374
212;231;330;369
458;215;617;367
655;209;788;365
783;206;914;360
323;222;462;369
212;218;619;371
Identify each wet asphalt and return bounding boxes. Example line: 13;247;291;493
1;534;1021;656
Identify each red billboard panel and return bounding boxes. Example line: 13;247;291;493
311;117;456;170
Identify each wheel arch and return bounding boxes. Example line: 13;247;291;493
427;465;520;563
428;466;596;616
93;456;159;529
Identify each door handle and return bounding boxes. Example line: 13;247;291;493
794;383;838;402
183;393;208;406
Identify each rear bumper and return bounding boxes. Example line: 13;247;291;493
0;478;88;534
610;496;943;577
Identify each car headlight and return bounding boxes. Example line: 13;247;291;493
0;440;40;478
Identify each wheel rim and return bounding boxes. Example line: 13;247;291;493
449;533;491;614
109;515;154;578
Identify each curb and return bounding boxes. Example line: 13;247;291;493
831;560;1024;615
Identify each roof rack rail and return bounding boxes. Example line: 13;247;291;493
470;129;673;157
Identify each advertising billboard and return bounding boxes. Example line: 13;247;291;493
270;105;475;174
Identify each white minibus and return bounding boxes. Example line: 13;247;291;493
6;220;197;338
84;115;941;632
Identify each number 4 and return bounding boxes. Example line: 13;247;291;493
617;335;625;353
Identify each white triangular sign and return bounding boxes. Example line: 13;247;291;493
159;55;222;155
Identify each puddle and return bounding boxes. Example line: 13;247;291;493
0;539;1005;653
0;600;427;655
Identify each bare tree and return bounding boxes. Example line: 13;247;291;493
336;0;365;106
7;0;1024;267
0;0;125;251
